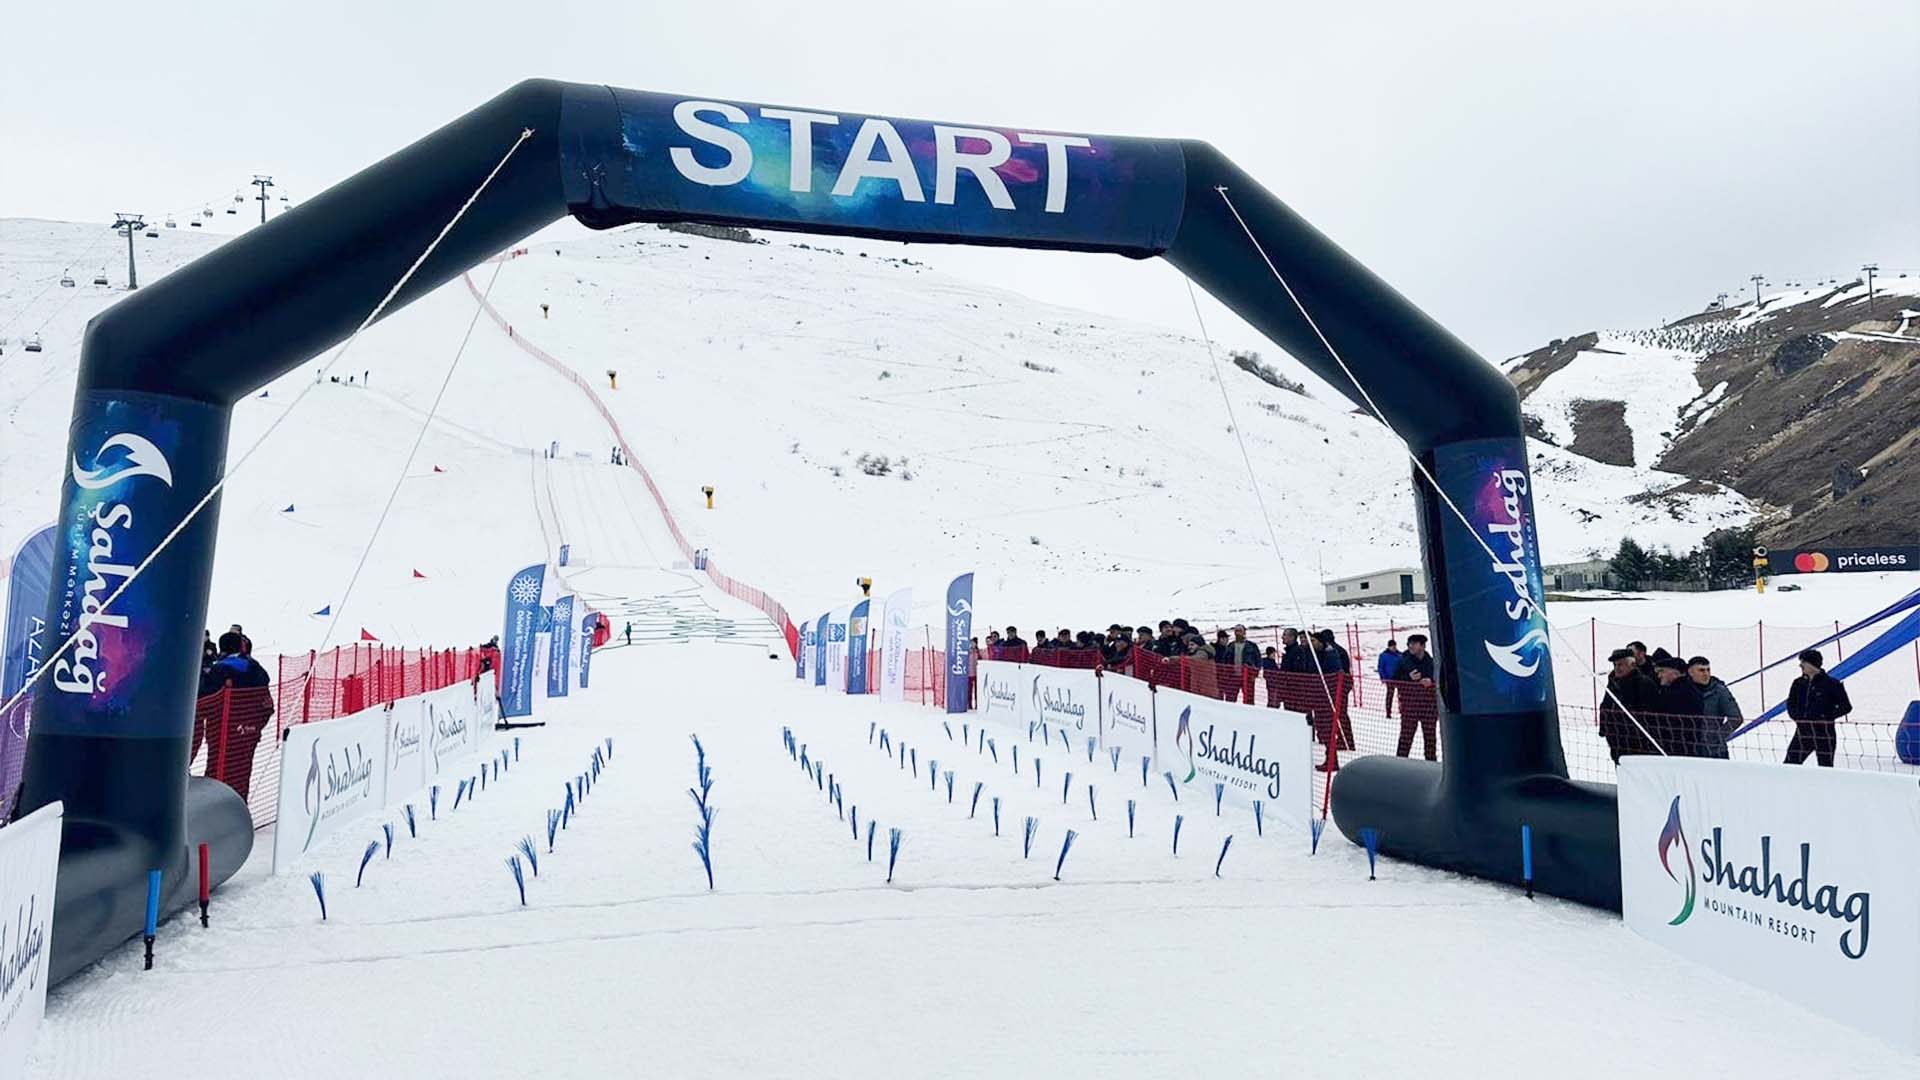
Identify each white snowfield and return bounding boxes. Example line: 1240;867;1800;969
5;218;1918;1075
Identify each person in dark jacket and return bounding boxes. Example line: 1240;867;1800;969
1279;628;1315;674
1377;639;1402;718
194;631;273;798
1391;635;1439;759
1313;629;1354;749
1152;622;1182;657
1599;648;1661;762
1688;655;1741;759
1650;656;1706;756
1784;649;1850;767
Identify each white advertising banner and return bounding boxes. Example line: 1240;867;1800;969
976;660;1024;736
1028;664;1099;749
825;606;850;693
422;680;487;782
878;587;912;703
1154;685;1313;831
0;801;61;1079
382;698;429;810
531;631;551;701
799;620;814;683
1099;670;1157;771
273;705;388;874
1618;758;1920;1051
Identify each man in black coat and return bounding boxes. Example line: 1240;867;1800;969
1785;649;1851;767
1649;656;1706;757
1599;648;1661;762
1391;634;1439;760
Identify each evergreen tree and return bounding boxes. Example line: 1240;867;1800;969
1610;537;1656;589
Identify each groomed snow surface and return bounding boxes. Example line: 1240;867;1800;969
27;572;1919;1077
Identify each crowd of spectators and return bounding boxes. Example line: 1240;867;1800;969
1598;640;1850;767
976;619;1444;765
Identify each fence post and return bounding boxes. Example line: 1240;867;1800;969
212;687;232;785
1675;622;1682;658
301;649;316;727
1589;618;1598;713
1834;620;1844;664
1757;621;1767;710
332;645;343;719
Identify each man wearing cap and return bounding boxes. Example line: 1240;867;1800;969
1219;625;1261;702
1650;655;1706;756
1785;649;1851;767
1599;647;1660;762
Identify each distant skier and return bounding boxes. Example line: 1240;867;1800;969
541;303;550;320
624;622;633;646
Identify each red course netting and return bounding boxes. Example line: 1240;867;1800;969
275;645;484;727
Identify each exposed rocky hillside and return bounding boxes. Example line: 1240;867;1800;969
1506;275;1920;547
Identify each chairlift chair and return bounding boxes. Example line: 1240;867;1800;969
226;206;238;215
189;219;202;228
145;229;159;238
59;270;75;288
202;206;213;218
165;216;177;228
92;272;109;286
25;334;44;353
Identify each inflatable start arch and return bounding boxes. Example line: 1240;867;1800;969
18;80;1621;982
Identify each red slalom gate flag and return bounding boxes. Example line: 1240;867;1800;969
412;569;427;579
360;629;379;641
431;465;444;473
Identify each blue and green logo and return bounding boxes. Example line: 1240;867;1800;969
1658;795;1696;925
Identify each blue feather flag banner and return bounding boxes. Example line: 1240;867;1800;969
970;781;984;819
1022;816;1039;859
887;828;903;884
944;771;955;803
356;840;380;887
1054;829;1079;882
1127;799;1136;838
1062;771;1072;804
866;820;877;862
507;855;527;906
910;748;918;778
851;805;859;839
383;821;394;858
963;723;970;746
1310;818;1325;855
880;730;890;753
1086;736;1096;763
928;760;938;792
1165;772;1179;801
308;872;328;920
1141;756;1150;788
899;743;906;770
547;809;561;852
1254;800;1264;837
988;738;998;763
430;784;439;820
1087;784;1098;821
1028;721;1037;743
1215;835;1234;878
453;779;467;811
1035;758;1043;789
1360;827;1379;880
606;737;613;759
1110;746;1121;772
404;804;417;838
868;721;876;745
992;797;1002;836
692;812;715;890
1012;745;1019;775
1215;783;1225;817
515;736;522;762
518;835;540;877
562;799;572;831
944;721;954;741
1173;814;1185;856
479;767;486;792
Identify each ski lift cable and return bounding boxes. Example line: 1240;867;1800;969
0;127;537;722
312;258;506;656
1211;185;1666;756
0;228;114;340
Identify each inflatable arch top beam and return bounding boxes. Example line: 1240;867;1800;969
20;79;1620;983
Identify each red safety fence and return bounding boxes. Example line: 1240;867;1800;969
275;644;485;727
465;269;800;658
192;686;281;830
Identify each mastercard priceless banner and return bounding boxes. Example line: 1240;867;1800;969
1774;547;1919;574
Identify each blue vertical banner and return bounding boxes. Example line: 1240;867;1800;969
944;573;974;714
578;612;597;690
814;609;830;687
1;526;56;818
558;543;571;567
499;563;545;718
796;620;811;680
846;600;871;695
548;595;575;699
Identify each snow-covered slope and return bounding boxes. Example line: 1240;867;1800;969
1;218;1751;651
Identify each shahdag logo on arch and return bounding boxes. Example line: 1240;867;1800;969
1433;437;1551;715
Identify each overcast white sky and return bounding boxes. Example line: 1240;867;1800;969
4;0;1915;364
